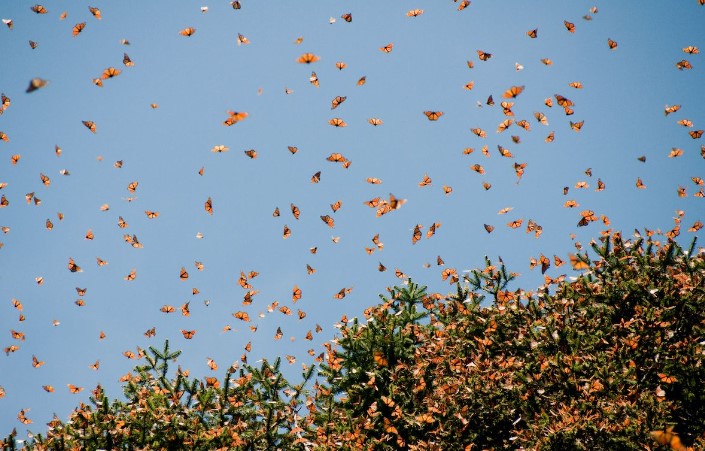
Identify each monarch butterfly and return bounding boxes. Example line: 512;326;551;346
67;384;83;394
127;181;138;192
693;177;705;186
658;373;678;384
123;53;134;66
650;427;688;451
17;409;32;424
320;215;335;228
297;53;320;64
274;327;283;340
669;148;684;158
341;13;352;22
502;85;525;98
205;197;213;215
278;306;292;316
85;229;94;240
145;210;159;219
368;117;383;126
179;267;189;281
237;33;250;45
458;0;471;10
124;269;137;281
181;330;196;339
29;40;38;49
471;127;487;138
463;81;474;90
233;311;250;321
42;385;54;393
89;359;100;370
411;224;422;244
569;253;590;270
334;287;352;299
570;120;584;131
541;58;553;65
636;177;646;189
664;104;681;115
179;27;196;36
72;22;86;36
287;145;298;155
100;67;121;80
526;28;538;38
32;355;45;368
689;130;703;139
231;0;241;9
471;164;485;175
497;119;513;133
244;149;257;159
283;225;291;239
2;19;13;29
331;95;346;109
88;6;101;19
406;9;424;17
26;78;49;93
31;4;48;14
159;305;175;314
477;49;492;61
419;174;432;187
420;111;442;122
683;45;699;54
144;327;156;338
39;173;50;186
608;38;618;49
379;43;393;53
373;351;388;367
329;117;347;127
676;60;692;70
330;200;342;212
82;120;96;133
569;81;583;89
564;20;575;32
67;257;82;273
327;152;346;162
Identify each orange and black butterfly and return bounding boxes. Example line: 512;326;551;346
564;20;575;33
26;78;48;93
82;120;96;133
424;111;443;121
67;384;83;394
527;28;538;38
335;61;346;70
88;6;101;19
331;96;346;110
179;27;196;37
181;330;196;339
180;267;189;281
205;197;213;215
690;130;704;139
341;13;352;22
507;219;523;228
123;53;134;67
477;50;492;61
330;200;342;212
233;311;250;321
290;203;300;219
320;215;335;228
503;85;525;98
368;118;383;126
72;22;86;36
68;257;82;273
29;40;38;49
125;269;137;281
379;43;394;53
570;120;584;131
283;225;291;239
31;4;48;14
244;149;257;158
101;67;121;79
607;38;618;49
650;427;687;451
297;53;320;64
406;9;424;17
274;327;283;340
329;118;347;127
17;409;32;424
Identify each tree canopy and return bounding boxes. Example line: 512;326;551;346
3;231;704;450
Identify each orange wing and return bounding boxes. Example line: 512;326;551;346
297;53;320;64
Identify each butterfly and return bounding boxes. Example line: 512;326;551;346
123;53;134;66
88;6;101;19
503;85;525;98
67;257;82;273
72;22;86;36
569;81;583;89
320;215;335;228
179;27;196;37
330;200;342;212
26;78;49;93
368;118;383;126
471;127;487;137
608;38;618;49
689;130;703;139
17;409;32;424
379;43;394;53
527;28;538;38
180;267;189;281
85;229;94;240
329;118;347;127
676;60;692;70
82;120;97;133
683;45;699;54
29;40;38;49
331;95;346;109
31;5;48;14
67;384;83;394
283;225;291;239
244;149;257;159
205;197;213;215
477;50;492;61
373;351;388;367
570;120;584;131
564;20;575;32
484;224;495;233
424;111;443;121
636;178;646;189
274;327;283;340
297;53;320;63
181;330;196;339
237;33;250;45
311;171;321;183
233;311;250;321
335;61;347;71
407;9;424;17
124;269;137;281
650;427;687;451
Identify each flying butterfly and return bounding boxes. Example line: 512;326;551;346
297;53;320;64
477;49;492;61
179;27;196;37
424;111;443;121
379;43;394;53
72;22;86;36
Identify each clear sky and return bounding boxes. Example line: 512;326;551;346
1;0;704;433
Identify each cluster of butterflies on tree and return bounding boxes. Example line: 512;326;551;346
0;1;704;436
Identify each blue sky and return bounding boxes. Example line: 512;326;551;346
1;1;704;433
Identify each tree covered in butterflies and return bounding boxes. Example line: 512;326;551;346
3;231;705;450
